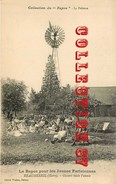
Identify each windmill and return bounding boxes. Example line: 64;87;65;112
45;21;65;84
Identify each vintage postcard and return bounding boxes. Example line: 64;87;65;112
1;0;116;184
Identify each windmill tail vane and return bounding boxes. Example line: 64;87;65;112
49;21;53;31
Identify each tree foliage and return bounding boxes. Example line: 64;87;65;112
41;55;60;93
27;55;102;116
41;55;60;111
1;78;28;116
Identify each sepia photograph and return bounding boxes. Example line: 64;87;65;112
1;0;116;184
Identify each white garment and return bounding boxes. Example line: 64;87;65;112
29;126;35;133
14;118;19;123
54;130;67;140
39;120;45;127
19;124;27;133
103;122;110;131
14;130;22;137
64;118;72;124
56;118;60;126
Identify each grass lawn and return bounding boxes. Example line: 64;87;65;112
1;117;116;165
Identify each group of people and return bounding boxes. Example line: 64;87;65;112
7;114;74;137
7;114;89;145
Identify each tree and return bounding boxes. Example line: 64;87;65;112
1;78;28;117
41;55;60;112
57;84;76;115
29;88;38;104
88;95;102;117
28;88;43;113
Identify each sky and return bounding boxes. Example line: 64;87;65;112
1;0;116;92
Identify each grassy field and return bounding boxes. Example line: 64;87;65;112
1;117;116;165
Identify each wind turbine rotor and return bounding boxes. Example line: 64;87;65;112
45;24;65;48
